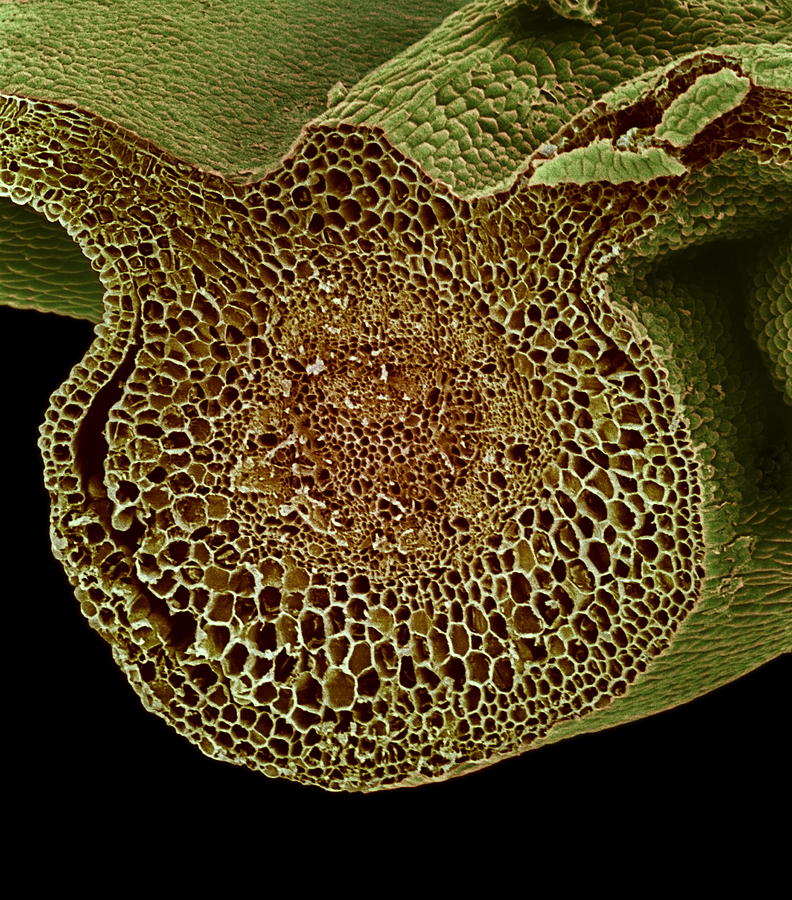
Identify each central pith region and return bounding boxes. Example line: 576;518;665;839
229;274;544;566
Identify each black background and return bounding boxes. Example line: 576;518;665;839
2;303;788;834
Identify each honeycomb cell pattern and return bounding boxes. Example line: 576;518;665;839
1;58;785;789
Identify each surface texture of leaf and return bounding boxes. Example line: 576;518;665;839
0;200;104;321
0;0;467;319
1;0;790;788
321;0;791;193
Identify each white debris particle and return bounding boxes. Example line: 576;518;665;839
306;357;326;375
68;515;95;528
377;492;407;514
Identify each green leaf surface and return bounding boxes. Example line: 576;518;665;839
1;0;790;790
0;0;468;319
527;139;687;185
653;67;751;148
0;199;104;320
320;0;791;193
0;0;470;176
